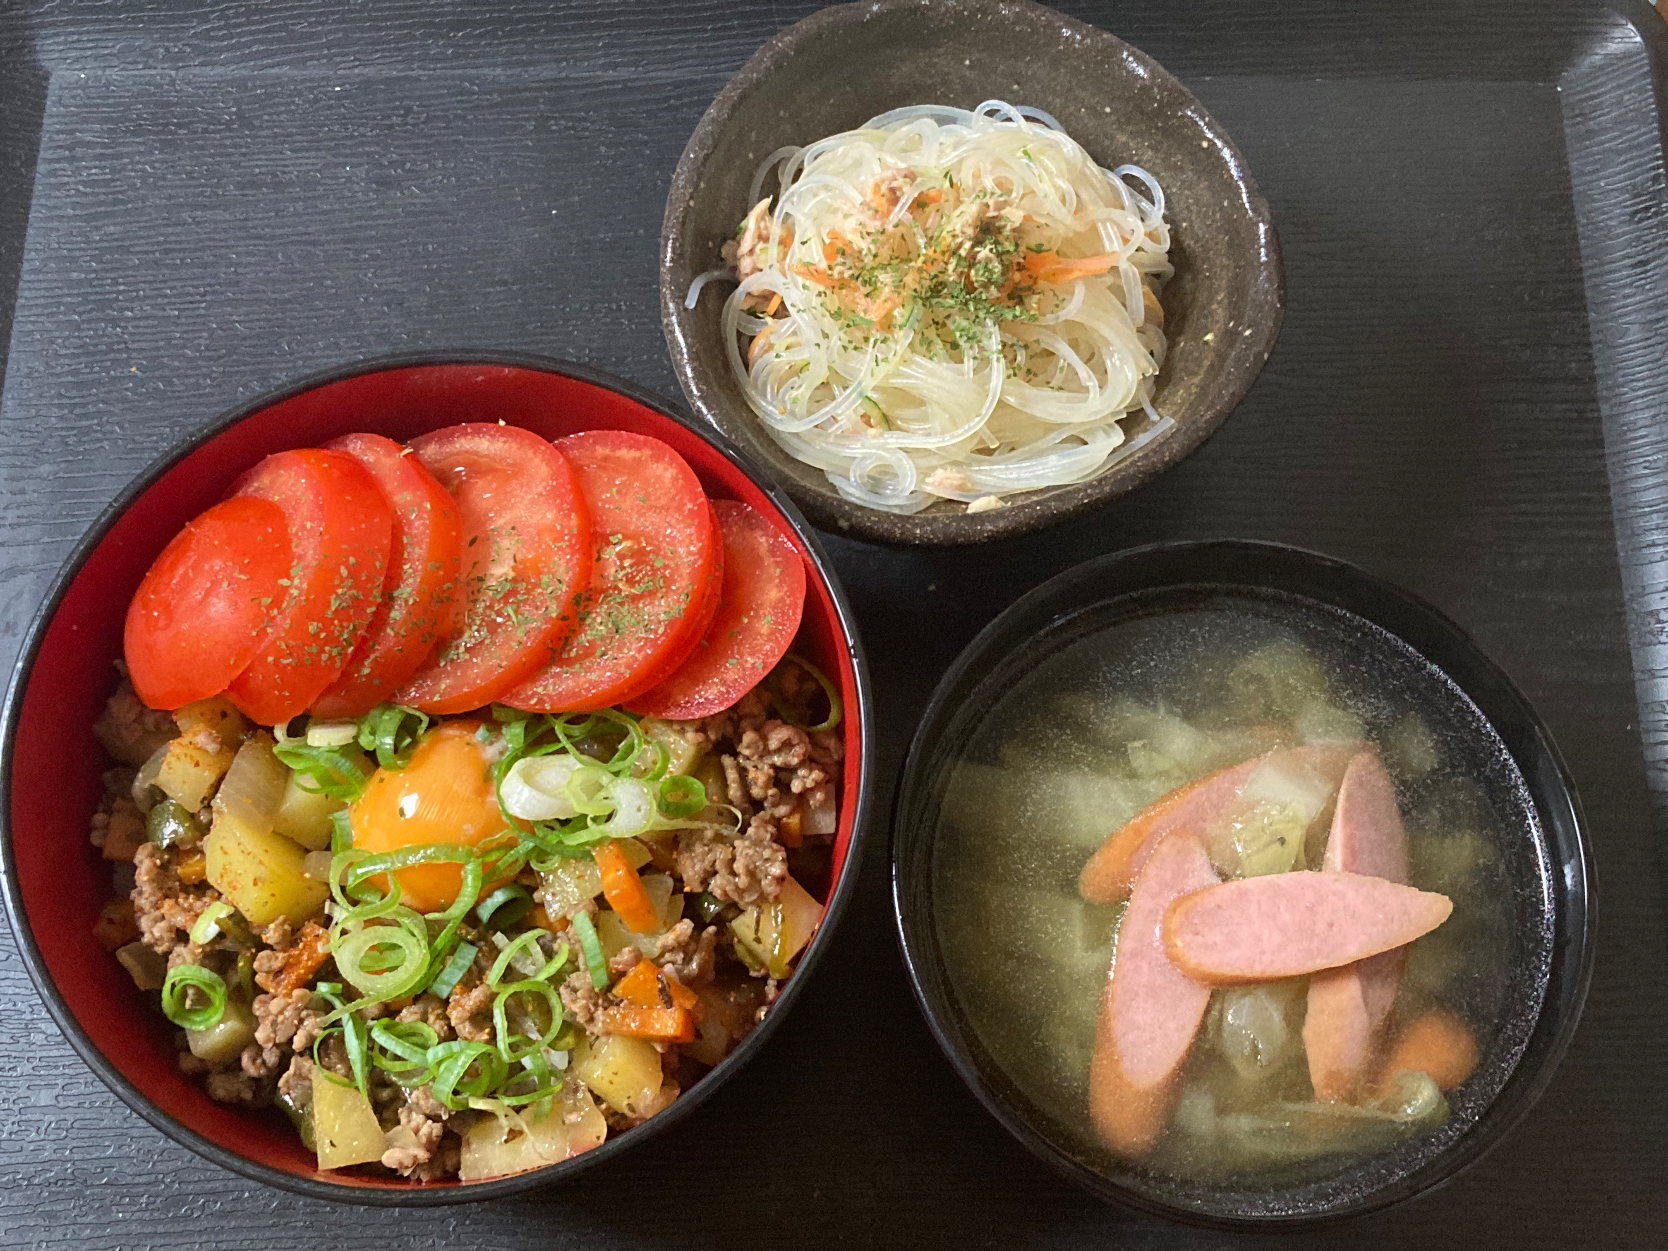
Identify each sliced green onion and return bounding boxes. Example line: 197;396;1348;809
475;884;532;931
188;901;234;946
369;1019;439;1085
160;964;227;1031
565;765;615;817
357;703;431;771
428;1039;508;1110
329;808;355;855
305;720;360;748
333;921;431;1001
598;776;655;837
487;929;544;987
427;941;478;999
492;980;564;1063
769;653;844;734
631;739;670;782
272;740;369;801
570;911;608;991
657;774;707;819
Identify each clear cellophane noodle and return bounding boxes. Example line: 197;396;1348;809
707;101;1175;514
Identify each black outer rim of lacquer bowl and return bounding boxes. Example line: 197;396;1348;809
889;539;1594;1230
0;349;877;1207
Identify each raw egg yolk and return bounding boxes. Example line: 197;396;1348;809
349;721;510;913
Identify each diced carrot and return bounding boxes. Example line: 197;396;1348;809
788;264;836;288
595;1003;695;1043
593;840;662;934
526;903;564;933
748;324;777;366
1375;1010;1479;1095
823;241;838;267
778;810;803;848
913;188;943;207
764;293;782;316
176;851;207;885
613;958;697;1011
254;919;331;994
93;898;138;951
1022;249;1060;275
1038;254;1119;284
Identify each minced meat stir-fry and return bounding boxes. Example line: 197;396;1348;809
91;660;841;1181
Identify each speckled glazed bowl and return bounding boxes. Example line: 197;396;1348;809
891;541;1594;1226
0;353;874;1205
662;0;1283;546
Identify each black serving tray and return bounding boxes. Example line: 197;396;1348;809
0;2;1665;1247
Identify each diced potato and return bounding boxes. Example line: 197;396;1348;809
537;857;604;919
594;909;638;960
212;732;288;837
271;773;344;851
573;1033;674;1119
457;1086;606;1181
206;808;328;926
729;875;823;978
313;1075;386;1170
156;736;236;812
617;838;652;870
187;998;255;1064
174;697;247;748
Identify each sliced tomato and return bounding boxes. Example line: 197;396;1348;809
224;449;394;725
124;496;294;710
625;500;806;720
309;434;465;718
395;424;593;715
501;431;720;713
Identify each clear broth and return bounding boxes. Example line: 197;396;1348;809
932;594;1542;1191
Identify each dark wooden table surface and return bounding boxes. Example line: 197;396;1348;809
1;2;1666;1247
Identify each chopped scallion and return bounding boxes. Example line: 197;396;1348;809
160;964;228;1031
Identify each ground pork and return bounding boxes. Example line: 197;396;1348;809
674;820;786;909
655;919;718;989
396;993;456;1042
131;843;220;955
93;680;177;767
559;971;609;1034
242;987;324;1080
447;978;494;1043
381;1084;455;1178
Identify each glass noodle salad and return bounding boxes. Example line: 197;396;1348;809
89;419;842;1182
687;101;1174;515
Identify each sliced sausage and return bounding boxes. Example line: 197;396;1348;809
1305;750;1410;1100
1161;871;1452;985
1088;832;1219;1159
1078;744;1357;905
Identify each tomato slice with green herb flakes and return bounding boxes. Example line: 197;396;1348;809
224;448;395;724
310;434;465;718
396;424;593;715
625;499;806;720
124;496;294;710
502;431;720;713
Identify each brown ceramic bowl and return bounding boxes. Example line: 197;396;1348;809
661;0;1284;546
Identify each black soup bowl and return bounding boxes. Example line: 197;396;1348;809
891;540;1592;1227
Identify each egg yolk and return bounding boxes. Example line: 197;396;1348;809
349;721;510;912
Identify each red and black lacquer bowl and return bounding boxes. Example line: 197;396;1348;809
0;353;873;1204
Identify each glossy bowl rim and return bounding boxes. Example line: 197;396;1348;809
889;537;1595;1229
659;0;1286;548
0;349;876;1207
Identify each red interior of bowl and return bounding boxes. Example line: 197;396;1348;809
7;363;862;1190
